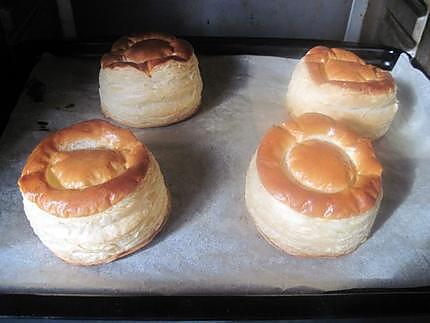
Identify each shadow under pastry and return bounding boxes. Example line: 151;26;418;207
370;79;418;235
198;56;249;116
140;142;220;244
371;141;416;236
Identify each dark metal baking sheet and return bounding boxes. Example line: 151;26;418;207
2;39;428;317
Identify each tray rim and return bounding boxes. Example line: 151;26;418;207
1;37;429;319
36;36;406;69
1;288;430;320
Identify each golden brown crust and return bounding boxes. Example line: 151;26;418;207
101;32;193;76
288;140;355;193
18;119;149;218
256;113;382;219
304;46;395;94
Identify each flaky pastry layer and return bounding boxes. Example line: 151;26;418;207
246;154;381;257
100;54;202;128
23;152;170;265
286;46;398;139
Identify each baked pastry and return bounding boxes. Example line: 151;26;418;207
17;119;170;265
99;32;203;128
286;46;398;139
245;113;383;257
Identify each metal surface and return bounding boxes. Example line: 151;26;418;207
71;0;353;40
360;0;429;54
415;12;430;76
56;0;77;39
40;38;402;70
0;53;430;295
344;0;369;42
1;291;430;319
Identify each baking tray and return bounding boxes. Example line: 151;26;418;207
1;37;430;320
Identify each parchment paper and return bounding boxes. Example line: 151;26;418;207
1;53;429;295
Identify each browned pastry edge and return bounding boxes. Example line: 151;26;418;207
256;113;383;219
304;46;395;94
18;119;149;218
101;32;193;76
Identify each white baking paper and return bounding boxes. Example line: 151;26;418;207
0;53;429;295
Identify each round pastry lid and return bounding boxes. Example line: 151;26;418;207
101;32;194;75
18;119;149;217
304;46;395;94
256;113;383;218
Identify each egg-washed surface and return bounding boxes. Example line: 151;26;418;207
1;53;430;293
288;140;355;193
256;114;382;218
23;152;169;265
47;149;126;189
101;32;193;76
18;119;149;217
305;46;395;93
286;46;399;140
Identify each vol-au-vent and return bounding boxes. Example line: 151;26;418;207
99;32;203;128
286;46;398;139
18;119;170;265
245;113;383;257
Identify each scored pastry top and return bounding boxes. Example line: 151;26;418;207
256;113;383;218
101;32;194;76
18;119;149;218
304;46;395;94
